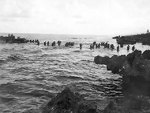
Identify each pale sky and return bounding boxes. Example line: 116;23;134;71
0;0;150;35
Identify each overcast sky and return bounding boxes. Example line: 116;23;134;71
0;0;150;35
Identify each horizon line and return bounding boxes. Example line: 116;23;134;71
0;31;148;37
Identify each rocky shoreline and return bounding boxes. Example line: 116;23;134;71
41;50;150;113
94;50;150;112
94;50;150;96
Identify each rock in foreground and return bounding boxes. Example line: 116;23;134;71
103;96;150;113
41;87;150;113
42;87;99;113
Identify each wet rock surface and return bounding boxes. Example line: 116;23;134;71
94;50;150;96
93;50;150;113
41;49;150;113
142;50;150;60
121;50;150;96
103;96;150;113
107;55;126;74
42;87;150;113
42;87;100;113
94;55;126;74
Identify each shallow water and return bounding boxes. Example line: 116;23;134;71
0;34;149;113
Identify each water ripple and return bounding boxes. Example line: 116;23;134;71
0;36;123;112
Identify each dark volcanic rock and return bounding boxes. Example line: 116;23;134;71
94;50;150;96
41;87;150;113
142;50;150;60
42;87;99;113
94;56;110;65
122;75;150;96
126;50;142;66
103;96;150;113
117;50;150;96
122;56;150;96
94;55;126;74
107;55;126;74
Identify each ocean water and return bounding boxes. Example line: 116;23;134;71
0;33;149;113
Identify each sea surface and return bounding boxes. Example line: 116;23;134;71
0;33;150;113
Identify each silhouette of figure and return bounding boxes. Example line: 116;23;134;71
97;43;100;48
127;45;130;52
120;44;123;48
90;44;93;50
47;41;49;46
44;41;46;46
117;45;119;52
93;41;96;46
80;43;82;50
65;42;68;47
52;41;56;46
107;43;110;49
57;41;61;46
96;43;100;49
37;40;40;46
70;42;74;46
132;45;135;51
110;44;114;50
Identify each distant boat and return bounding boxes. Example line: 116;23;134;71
0;34;29;43
113;31;150;45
